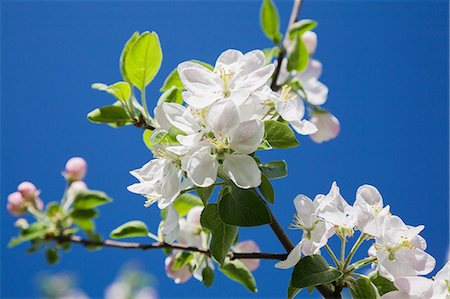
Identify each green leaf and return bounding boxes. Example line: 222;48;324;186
202;265;215;287
291;255;343;289
70;209;98;220
259;160;288;179
157;86;183;105
110;220;149;239
172;251;194;270
349;277;379;299
92;81;131;104
124;31;163;91
196;185;215;206
46;202;61;217
8;222;47;248
87;105;132;127
46;248;59;265
73;190;112;210
260;0;282;43
288;19;318;40
287;34;309;72
258;174;274;203
173;193;203;217
143;129;154;150
218;186;271;227
264;120;300;148
370;272;397;295
73;218;95;232
160;68;184;92
200;204;238;264
219;259;257;292
262;47;280;64
287;277;302;299
258;139;273;150
120;31;139;83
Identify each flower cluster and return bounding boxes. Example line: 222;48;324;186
128;42;337;242
275;182;448;298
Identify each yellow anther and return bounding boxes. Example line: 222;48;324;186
281;85;294;101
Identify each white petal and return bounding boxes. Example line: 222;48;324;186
214;49;244;72
356;185;383;207
303;78;328;106
394;276;434;297
275;96;305;122
230;119;264;154
275;242;302;269
178;61;221;93
222;154;261;189
310;112;340;143
206;99;240;135
293;194;316;228
302;31;318;54
182;90;221;109
291;119;318;135
187;147;218;187
162;204;180;244
235;64;275;91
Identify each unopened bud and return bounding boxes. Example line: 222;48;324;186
17;181;38;200
7;192;27;216
65;157;87;181
14;218;29;229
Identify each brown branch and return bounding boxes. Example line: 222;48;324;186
133;114;155;131
270;0;303;91
54;235;287;261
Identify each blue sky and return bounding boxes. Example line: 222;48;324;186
1;0;448;298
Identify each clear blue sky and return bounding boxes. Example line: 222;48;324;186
1;0;448;298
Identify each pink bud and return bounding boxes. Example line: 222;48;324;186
65;157;87;181
234;240;261;271
34;197;44;210
302;31;318;54
186;206;204;226
165;254;192;284
310;112;340;143
7;192;27;216
14;218;29;229
70;181;88;191
17;181;37;200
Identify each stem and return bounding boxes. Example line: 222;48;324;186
347;256;376;272
271;0;303;91
52;235;288;261
182;182;225;194
141;88;150;121
343;233;366;271
339;235;346;268
325;244;340;268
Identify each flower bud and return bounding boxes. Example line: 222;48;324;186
302;31;318;54
65;157;87;181
17;181;38;200
34;197;44;210
186;206;203;226
70;181;88;191
165;254;192;283
309;112;340;143
234;240;260;271
14;218;29;229
7;192;27;216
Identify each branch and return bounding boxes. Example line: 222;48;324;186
133;114;155;131
270;0;303;91
54;235;288;261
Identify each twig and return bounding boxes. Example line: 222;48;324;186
270;0;303;91
54;235;288;261
133;114;155;131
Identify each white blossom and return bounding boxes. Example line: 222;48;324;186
309;111;340;143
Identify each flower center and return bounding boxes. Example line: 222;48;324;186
218;68;235;97
281;85;294;101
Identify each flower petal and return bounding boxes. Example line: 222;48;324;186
230;119;264;154
187;146;218;187
206;99;240;135
275;242;302;269
222;154;261;188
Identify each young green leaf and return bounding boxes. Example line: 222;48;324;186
200;204;238;264
173;193;203;217
73;190;112;210
370;272;397;295
120;31;139;82
290;255;343;289
87;105;132;127
46;248;60;265
259;160;288;179
172;251;194;270
92;81;131;104
288;19;318;40
349;277;379;299
202;265;215;287
124;31;163;91
264;120;300;148
70;209;98;220
218;186;272;227
260;0;282;43
73;218;95;232
196;185;215;206
219;259;257;292
110;220;149;239
258;174;275;203
160;68;184;92
46;202;61;217
287;34;309;72
8;222;48;248
143;129;154;150
157;86;183;105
